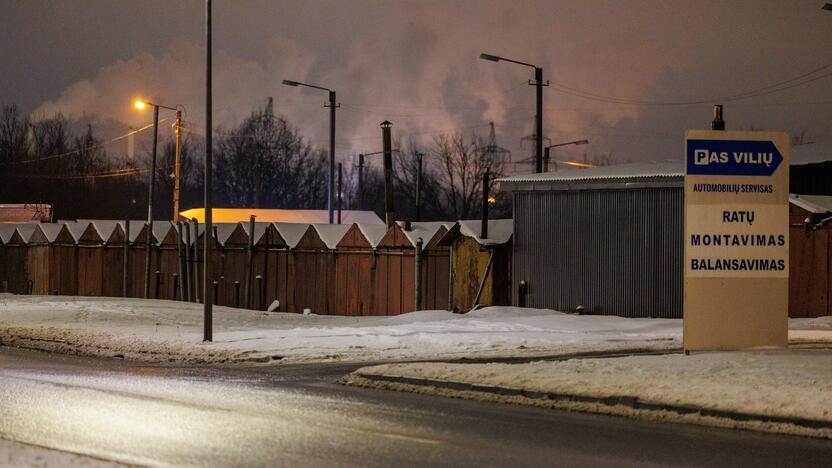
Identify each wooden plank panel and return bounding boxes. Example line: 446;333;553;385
401;254;415;314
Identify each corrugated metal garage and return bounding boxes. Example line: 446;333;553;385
499;161;685;318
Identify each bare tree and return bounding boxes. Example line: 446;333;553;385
433;132;504;220
214;104;328;209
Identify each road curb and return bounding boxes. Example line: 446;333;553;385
354;372;832;431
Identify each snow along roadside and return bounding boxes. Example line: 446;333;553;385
347;349;832;439
0;438;125;467
0;296;687;364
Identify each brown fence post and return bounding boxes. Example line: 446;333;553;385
172;273;179;300
155;270;161;299
256;275;264;310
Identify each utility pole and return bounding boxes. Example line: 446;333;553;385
481;168;490;239
173;109;182;221
337;162;343;224
381;121;395;228
203;0;213;341
415;152;423;221
543;147;550;173
327;91;337;224
534;66;544;174
144;104;160;299
357;154;365;210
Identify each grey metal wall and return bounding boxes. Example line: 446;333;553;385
512;187;683;318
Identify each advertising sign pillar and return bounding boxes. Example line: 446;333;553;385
684;130;789;351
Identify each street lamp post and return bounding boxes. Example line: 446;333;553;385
134;99;180;299
543;139;589;172
282;80;339;224
480;53;548;173
204;0;213;342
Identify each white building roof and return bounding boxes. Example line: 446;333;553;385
456;219;513;246
789;194;832;214
498;160;685;186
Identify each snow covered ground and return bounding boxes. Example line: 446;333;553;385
356;349;832;427
0;295;828;364
0;296;687;364
0;438;123;467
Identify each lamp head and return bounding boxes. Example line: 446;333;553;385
479;53;501;62
282;80;301;87
134;100;147;110
380;120;392;129
575;139;589;146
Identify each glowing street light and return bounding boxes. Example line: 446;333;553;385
480;52;548;173
133;98;183;299
544;139;589;172
282;79;339;224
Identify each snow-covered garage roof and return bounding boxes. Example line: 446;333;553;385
498;160;685;191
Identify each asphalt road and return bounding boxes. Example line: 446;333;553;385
0;347;830;467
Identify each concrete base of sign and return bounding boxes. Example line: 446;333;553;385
684;277;788;351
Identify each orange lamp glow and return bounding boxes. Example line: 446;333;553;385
134;100;147;110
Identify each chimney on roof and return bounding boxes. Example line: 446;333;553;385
712;104;725;131
403;220;412;231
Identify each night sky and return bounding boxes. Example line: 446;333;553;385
2;0;831;170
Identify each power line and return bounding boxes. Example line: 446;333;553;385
548;62;832;107
0;120;163;167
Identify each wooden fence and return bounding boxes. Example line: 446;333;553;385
0;219;509;316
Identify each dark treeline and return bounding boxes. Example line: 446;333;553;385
0;100;509;222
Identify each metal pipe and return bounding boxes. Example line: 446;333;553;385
154;270;161;299
176;222;185;301
183;220;192;301
328;90;337;224
192;218;200;303
358;153;365;210
415;237;423;311
337;162;343;224
447;246;454;311
244;215;255;308
534;67;543;174
382;121;394;227
204;0;213;340
144;104;160;298
481;168;489;239
123;220;130;297
415;152;423;221
234;281;241;308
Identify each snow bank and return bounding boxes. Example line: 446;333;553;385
1;296;828;365
358;349;832;425
0;438;122;467
0;296;683;364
